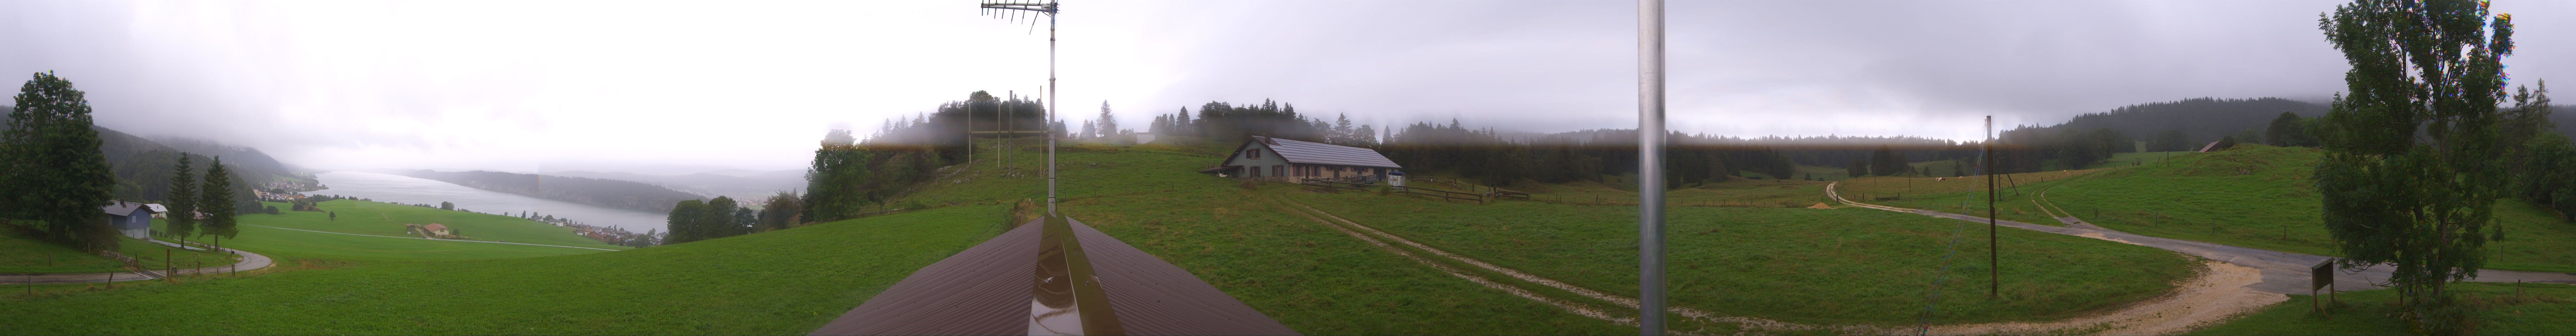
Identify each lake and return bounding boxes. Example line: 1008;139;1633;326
302;171;669;232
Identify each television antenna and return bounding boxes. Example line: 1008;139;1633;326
979;0;1061;216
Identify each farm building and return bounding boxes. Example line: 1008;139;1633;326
145;203;169;219
1197;136;1401;182
408;223;458;239
102;201;159;239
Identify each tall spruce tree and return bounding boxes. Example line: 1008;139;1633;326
2;72;119;250
198;156;239;245
2314;1;2516;332
164;154;198;245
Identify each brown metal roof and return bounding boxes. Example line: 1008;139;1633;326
809;221;1042;335
810;216;1297;336
1072;218;1299;335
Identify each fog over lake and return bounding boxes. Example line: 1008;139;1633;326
302;171;669;233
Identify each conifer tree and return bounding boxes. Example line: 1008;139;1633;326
198;157;239;245
165;154;198;245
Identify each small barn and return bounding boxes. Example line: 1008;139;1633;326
409;223;458;239
102;201;156;239
145;203;169;219
1199;136;1402;182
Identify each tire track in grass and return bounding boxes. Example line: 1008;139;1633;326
1263;202;1640;328
1278;199;1853;335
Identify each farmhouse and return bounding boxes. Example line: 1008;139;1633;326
102;201;160;239
408;223;459;239
1199;136;1402;182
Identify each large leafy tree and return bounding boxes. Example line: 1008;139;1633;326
2;72;119;251
664;199;705;244
702;196;739;240
758;190;803;231
803;131;873;223
2313;1;2516;332
165;154;198;245
198;157;239;243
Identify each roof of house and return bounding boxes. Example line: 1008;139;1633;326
1228;136;1402;169
144;203;168;213
2198;141;2222;152
809;216;1298;336
101;201;151;216
423;223;450;231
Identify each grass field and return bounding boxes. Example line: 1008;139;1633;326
1517;178;1831;208
234;200;627;250
0;205;1012;335
0;229;240;274
1282;189;2198;326
903;141;1634;334
144;200;623;263
2006;145;2576;272
2188;282;2576;335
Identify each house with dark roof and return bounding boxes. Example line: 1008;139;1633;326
102;201;158;239
1199;136;1402;182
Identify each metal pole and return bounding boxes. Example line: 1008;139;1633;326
1046;2;1058;217
1986;116;1998;298
1636;0;1666;334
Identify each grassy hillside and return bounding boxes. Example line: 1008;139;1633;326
242;200;626;250
146;200;623;263
1848;145;2576;273
0;205;1012;335
2188;282;2576;335
1283;189;2196;326
2029;145;2576;272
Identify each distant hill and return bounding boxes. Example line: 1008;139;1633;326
547;169;803;202
398;170;705;212
2005;97;2328;146
94;127;310;212
4;104;311;209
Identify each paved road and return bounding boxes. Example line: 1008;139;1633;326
2;245;275;284
1826;182;2576;295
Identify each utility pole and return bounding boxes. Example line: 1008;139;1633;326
1636;0;1667;334
1986;116;1998;298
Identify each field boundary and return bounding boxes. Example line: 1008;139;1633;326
245;225;618;251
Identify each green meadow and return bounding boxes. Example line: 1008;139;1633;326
144;200;622;263
1282;189;2197;326
2189;282;2576;335
0;231;239;274
0;205;1009;335
242;200;628;250
2019;145;2576;272
905;140;1634;334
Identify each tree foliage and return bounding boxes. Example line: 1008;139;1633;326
164;154;198;242
2312;1;2517;331
759;190;803;231
1;72;118;251
198;157;239;240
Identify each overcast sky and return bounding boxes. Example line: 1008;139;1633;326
3;1;2570;173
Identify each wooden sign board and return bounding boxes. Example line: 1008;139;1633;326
2312;260;2334;290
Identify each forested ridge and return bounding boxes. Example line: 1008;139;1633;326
398;170;705;213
